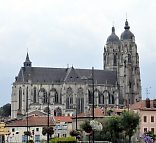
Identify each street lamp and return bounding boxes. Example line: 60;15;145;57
47;92;50;143
26;87;29;142
91;67;95;143
87;67;95;142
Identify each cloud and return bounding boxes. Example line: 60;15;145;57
0;0;156;105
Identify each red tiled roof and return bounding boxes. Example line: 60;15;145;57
6;115;54;127
130;100;156;111
77;107;105;118
54;116;72;123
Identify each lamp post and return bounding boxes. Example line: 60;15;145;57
75;94;78;131
91;67;95;143
26;88;29;142
47;92;50;143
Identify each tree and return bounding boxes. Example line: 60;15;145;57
120;111;140;143
0;103;11;117
80;120;92;133
107;116;123;143
42;126;54;137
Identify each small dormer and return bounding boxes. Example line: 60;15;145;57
23;52;32;67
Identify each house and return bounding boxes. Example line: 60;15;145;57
53;116;72;137
130;99;156;136
5;114;55;143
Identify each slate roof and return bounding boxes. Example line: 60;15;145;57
107;26;120;44
120;19;134;40
15;66;117;85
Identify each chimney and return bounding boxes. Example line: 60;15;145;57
145;98;150;108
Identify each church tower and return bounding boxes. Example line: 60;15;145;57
104;20;141;105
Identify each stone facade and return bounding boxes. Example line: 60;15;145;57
11;19;141;119
104;19;141;105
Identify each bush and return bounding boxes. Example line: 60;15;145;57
24;131;31;136
42;127;54;136
50;137;76;143
80;120;92;133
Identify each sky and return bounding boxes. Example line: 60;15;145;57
0;0;156;106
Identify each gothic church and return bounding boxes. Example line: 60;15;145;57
11;20;141;119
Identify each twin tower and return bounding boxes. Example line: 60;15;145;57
104;19;141;104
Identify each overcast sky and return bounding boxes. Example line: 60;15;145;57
0;0;156;106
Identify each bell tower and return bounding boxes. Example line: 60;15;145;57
104;20;141;105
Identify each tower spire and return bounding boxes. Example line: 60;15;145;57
124;19;130;30
24;52;32;67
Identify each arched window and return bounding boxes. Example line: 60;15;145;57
33;87;37;103
50;88;59;104
66;87;73;109
54;107;62;116
43;92;48;103
99;92;104;104
113;54;117;66
88;90;93;104
128;54;131;63
77;88;84;114
39;88;47;103
26;87;28;110
44;107;50;114
108;93;115;104
19;87;22;110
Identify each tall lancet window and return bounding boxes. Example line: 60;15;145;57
43;90;48;103
25;86;29;113
66;87;73;109
50;88;59;104
99;92;104;105
88;90;93;104
113;54;117;66
108;93;115;104
19;87;22;110
33;87;37;103
77;88;84;114
128;54;131;63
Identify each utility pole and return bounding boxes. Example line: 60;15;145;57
47;93;50;143
92;67;95;143
26;87;29;142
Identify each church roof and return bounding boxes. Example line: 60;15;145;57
15;66;117;85
120;19;134;40
107;26;120;44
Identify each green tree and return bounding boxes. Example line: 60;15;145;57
42;127;54;137
107;116;123;143
120;111;140;143
0;103;11;117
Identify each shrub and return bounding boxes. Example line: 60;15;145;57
50;136;76;143
42;127;54;136
24;131;31;136
80;120;92;133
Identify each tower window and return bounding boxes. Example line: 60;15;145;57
113;54;117;66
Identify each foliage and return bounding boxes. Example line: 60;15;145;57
70;130;82;140
107;116;123;143
42;127;54;136
27;140;34;143
90;120;103;131
81;111;140;143
0;103;11;117
24;131;31;136
143;131;155;143
120;111;140;143
80;120;92;133
70;130;79;136
50;136;76;143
